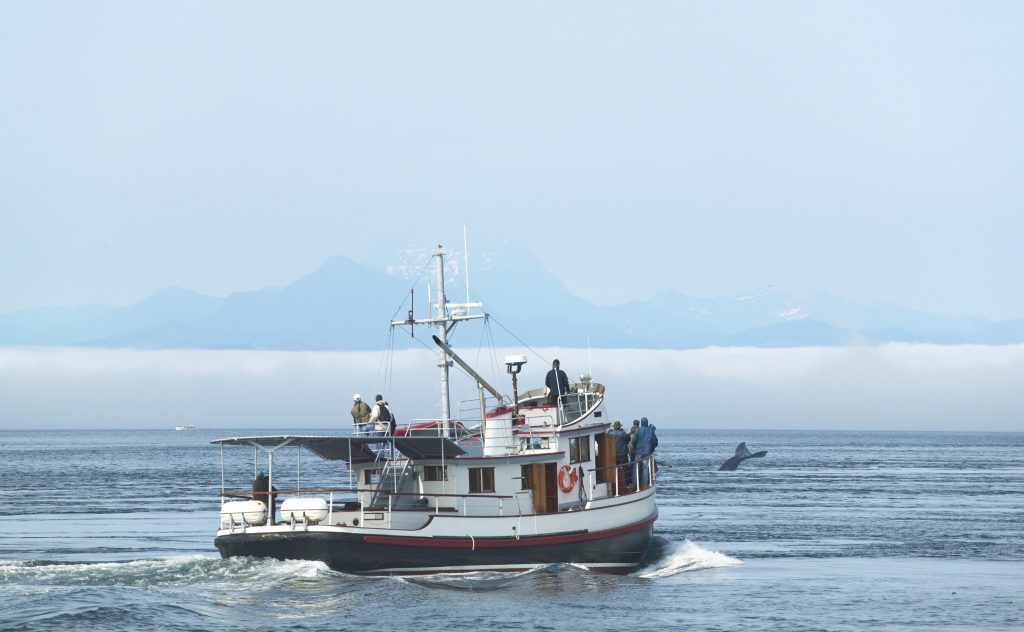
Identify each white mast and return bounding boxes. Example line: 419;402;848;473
434;245;452;426
463;225;470;305
390;243;488;439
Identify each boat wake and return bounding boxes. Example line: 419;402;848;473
637;537;742;578
0;556;331;589
399;567;546;591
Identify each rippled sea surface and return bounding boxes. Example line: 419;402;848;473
1;429;1021;631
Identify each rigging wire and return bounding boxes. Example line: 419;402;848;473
488;315;550;366
484;319;503;397
373;250;439;406
387;253;436;323
374;326;396;402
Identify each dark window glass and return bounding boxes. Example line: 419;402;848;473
469;467;495;493
423;465;447;481
570;437;591;464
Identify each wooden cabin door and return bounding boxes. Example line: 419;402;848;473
521;463;557;514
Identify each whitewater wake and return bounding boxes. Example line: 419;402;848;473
0;556;330;589
637;539;742;578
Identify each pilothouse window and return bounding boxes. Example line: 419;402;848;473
363;469;381;485
569;437;591;464
468;467;495;493
423;465;447;481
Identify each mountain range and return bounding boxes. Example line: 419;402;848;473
1;246;1021;350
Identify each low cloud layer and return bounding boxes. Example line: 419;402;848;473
1;345;1021;431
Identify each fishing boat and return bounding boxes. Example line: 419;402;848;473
212;246;658;575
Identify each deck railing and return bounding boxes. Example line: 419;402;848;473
586;455;657;498
222;486;524;527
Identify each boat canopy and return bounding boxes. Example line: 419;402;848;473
211;434;467;462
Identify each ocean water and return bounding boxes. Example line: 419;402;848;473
0;429;1021;631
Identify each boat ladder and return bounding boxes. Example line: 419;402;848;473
369;458;411;509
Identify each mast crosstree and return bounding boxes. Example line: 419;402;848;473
390;245;488;437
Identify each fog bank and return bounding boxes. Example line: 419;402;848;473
0;345;1021;431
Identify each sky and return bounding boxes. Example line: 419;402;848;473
1;2;1022;320
2;345;1021;431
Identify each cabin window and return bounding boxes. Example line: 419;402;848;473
520;464;532;490
521;436;550;451
423;465;447;482
569;437;591;464
468;467;495;493
363;469;381;485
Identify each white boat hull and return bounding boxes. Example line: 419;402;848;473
216;489;657;575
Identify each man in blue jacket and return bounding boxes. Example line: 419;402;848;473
630;417;659;488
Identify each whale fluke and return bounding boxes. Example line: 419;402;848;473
718;442;768;471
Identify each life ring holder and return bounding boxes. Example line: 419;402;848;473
558;464;578;493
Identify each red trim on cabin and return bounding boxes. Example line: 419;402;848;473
446;451;565;462
485;403;555;419
361;513;657;549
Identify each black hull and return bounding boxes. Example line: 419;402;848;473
215;518;655;575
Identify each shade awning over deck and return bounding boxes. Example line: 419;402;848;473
211;435;467;462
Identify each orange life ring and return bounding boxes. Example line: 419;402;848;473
558;464;578;493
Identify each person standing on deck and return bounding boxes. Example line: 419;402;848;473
252;471;277;525
609;420;631;490
631;417;659;488
545;359;570;406
369;394;395;435
351;394;371;432
627;419;640;482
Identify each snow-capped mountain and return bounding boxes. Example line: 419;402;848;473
0;246;1018;350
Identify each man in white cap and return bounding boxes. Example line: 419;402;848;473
351;394;371;431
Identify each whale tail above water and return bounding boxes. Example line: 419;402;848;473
718;442;768;471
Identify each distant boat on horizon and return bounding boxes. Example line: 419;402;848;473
175;424;197;431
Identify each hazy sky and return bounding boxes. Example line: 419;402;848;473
1;2;1022;318
2;345;1021;430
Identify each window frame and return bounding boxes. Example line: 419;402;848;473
569;436;591;464
423;465;447;482
468;467;495;493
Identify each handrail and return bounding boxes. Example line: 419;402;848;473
222;487;357;498
586;456;653;475
583;455;657;497
221;487;513;501
376;491;515;499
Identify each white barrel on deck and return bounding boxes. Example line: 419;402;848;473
220;500;267;526
280;497;329;524
483;414;515;456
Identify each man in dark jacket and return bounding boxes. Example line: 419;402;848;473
252;471;277;525
609;420;631;489
545;359;570;406
630;417;659;488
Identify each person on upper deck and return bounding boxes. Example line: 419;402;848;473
545;359;570;406
369;394;395;435
631;417;659;488
351;394;371;430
